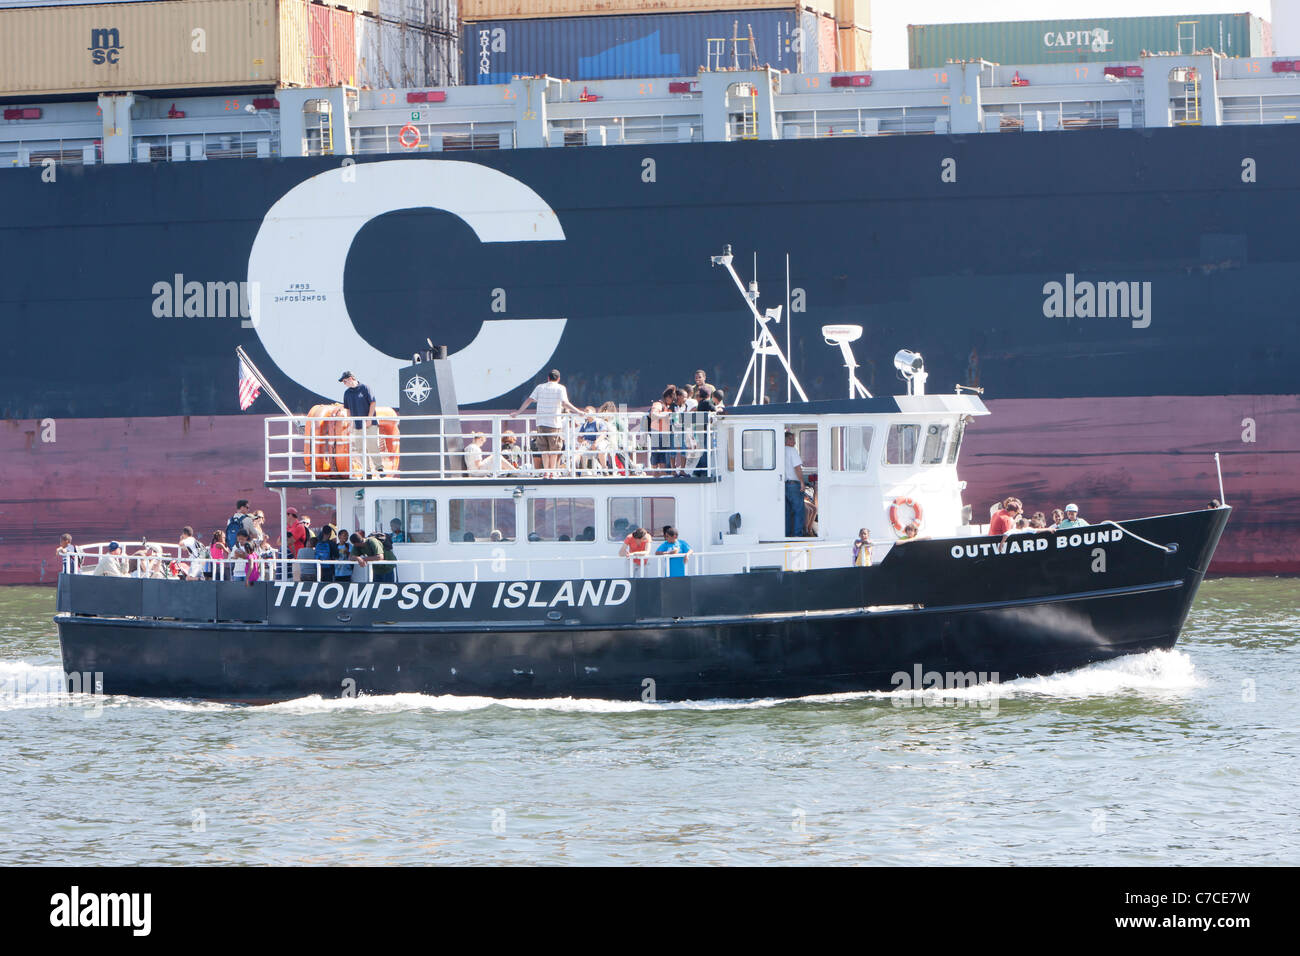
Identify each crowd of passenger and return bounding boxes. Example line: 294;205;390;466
988;497;1089;537
57;499;400;585
484;368;725;478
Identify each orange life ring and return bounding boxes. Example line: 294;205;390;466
376;407;400;475
303;404;349;475
399;124;420;149
890;496;924;532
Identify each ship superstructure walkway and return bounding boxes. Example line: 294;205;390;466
5;52;1300;169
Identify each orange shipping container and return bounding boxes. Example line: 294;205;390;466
0;0;358;98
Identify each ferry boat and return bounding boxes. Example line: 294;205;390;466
53;250;1232;703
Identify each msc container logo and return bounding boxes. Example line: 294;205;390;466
1043;27;1112;53
478;27;505;75
89;27;124;65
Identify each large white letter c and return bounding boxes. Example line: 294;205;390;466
247;159;567;405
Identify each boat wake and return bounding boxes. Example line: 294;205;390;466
0;649;1203;714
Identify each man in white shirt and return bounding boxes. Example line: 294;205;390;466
464;433;492;474
784;431;805;537
92;542;129;577
512;369;582;475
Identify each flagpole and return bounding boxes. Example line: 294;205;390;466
236;346;293;417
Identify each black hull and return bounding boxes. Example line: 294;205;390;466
55;509;1229;703
57;585;1186;703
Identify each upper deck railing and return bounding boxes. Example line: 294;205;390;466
264;410;718;484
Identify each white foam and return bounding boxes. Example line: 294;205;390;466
0;659;90;711
0;648;1203;714
995;648;1203;699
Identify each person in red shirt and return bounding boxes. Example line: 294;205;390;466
619;527;651;570
988;498;1022;536
287;508;307;555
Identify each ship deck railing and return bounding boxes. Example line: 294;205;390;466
61;538;886;590
264;411;719;484
24;53;1300;172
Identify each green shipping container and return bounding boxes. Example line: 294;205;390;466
908;12;1272;68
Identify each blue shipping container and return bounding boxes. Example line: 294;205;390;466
463;11;805;84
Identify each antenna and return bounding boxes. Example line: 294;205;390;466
786;254;792;403
822;325;872;399
711;245;808;405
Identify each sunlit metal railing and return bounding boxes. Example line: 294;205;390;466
264;411;718;483
63;538;884;585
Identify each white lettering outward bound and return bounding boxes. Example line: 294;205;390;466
949;528;1122;559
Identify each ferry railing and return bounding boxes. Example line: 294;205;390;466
264;411;718;483
65;539;884;584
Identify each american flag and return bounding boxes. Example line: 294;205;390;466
238;357;261;411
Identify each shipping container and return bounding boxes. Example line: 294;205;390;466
908;12;1271;69
0;0;372;97
356;14;458;87
462;0;841;23
378;0;459;32
463;9;808;83
356;14;457;87
797;9;837;72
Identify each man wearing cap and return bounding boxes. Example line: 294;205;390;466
1057;504;1086;530
92;542;129;577
340;371;382;477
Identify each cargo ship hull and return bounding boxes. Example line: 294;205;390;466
3;126;1297;580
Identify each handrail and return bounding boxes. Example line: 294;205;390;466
65;538;865;581
265;410;718;483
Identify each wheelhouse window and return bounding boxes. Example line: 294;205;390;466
921;423;950;465
947;417;968;465
830;425;874;472
528;497;596;542
884;424;920;465
449;498;516;543
608;497;676;541
741;429;775;470
797;429;817;470
374;499;437;543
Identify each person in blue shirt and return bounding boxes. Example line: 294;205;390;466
1057;503;1087;529
654;525;692;577
339;370;382;476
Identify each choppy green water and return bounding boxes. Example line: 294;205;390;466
1;579;1296;865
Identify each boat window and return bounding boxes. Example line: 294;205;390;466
830;425;874;472
528;497;596;542
741;429;775;470
797;429;817;469
608;497;676;541
449;498;516;543
884;424;920;465
947;417;967;465
921;423;950;465
374;499;437;543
